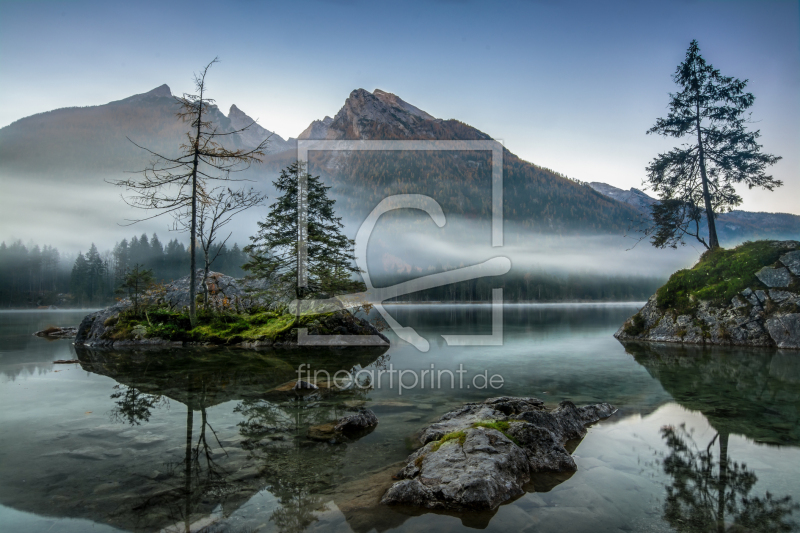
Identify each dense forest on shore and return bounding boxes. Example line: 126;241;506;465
0;234;247;308
0;233;662;308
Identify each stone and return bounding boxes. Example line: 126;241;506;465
780;251;800;276
770;290;794;303
381;397;615;510
765;314;800;349
755;290;768;303
293;380;319;391
33;326;78;338
334;408;378;432
308;408;378;442
755;267;791;288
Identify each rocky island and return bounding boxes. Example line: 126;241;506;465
381;397;616;510
616;240;800;348
72;271;387;348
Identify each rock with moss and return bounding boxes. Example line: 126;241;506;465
381;396;616;510
73;271;388;348
616;240;800;349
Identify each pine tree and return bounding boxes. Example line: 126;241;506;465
644;40;782;249
71;252;89;305
244;161;364;302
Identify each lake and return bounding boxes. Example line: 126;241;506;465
0;305;798;532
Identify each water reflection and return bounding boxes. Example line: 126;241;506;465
70;345;389;532
622;341;800;445
1;308;799;533
659;424;798;532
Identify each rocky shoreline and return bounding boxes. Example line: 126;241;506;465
616;241;800;349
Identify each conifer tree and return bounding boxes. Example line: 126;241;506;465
644;40;782;249
244;161;363;302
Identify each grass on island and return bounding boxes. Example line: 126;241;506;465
104;305;325;345
655;240;796;316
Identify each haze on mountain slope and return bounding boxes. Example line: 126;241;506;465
2;84;788;278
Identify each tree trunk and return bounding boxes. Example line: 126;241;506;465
716;431;729;533
189;94;203;327
696;103;720;249
184;405;193;533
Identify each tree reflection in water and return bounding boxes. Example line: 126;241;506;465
109;384;169;425
660;424;798;532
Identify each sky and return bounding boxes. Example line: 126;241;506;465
0;0;798;219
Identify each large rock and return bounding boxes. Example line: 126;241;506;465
781;251;800;276
756;266;791;288
380;397;615;510
765;314;800;349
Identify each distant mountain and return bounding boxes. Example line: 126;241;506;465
0;84;289;179
1;85;795;255
285;88;640;235
589;182;800;245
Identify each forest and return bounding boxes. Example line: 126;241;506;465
0;234;248;308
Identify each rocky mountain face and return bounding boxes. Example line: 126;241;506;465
616;241;800;349
589;182;800;245
0;84;286;177
228;104;293;154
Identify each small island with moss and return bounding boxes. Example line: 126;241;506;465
74;271;387;348
616;240;800;349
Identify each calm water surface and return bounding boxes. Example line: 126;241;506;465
0;305;798;532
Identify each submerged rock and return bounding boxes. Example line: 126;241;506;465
381;397;615;510
33;326;78;338
308;408;379;442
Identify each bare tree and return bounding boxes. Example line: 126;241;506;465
173;186;266;305
111;58;270;325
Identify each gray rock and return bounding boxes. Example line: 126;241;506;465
755;266;791;288
765;314;800;349
334;408;379;432
755;290;769;303
307;408;378;442
381;397;616;510
781;251;800;276
770;290;794;303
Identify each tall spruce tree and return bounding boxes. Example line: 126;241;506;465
644;40;782;249
244;161;363;303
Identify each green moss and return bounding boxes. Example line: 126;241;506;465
471;420;520;445
430;430;467;452
105;304;320;344
656;241;793;315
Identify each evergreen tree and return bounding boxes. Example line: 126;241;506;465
645;40;782;249
118;264;155;314
85;243;106;303
70;252;89;305
244;161;364;301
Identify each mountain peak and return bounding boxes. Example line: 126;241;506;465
298;88;439;140
372;89;434;120
145;84;172;98
228;104;250;121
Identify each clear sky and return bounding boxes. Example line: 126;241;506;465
1;0;798;214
